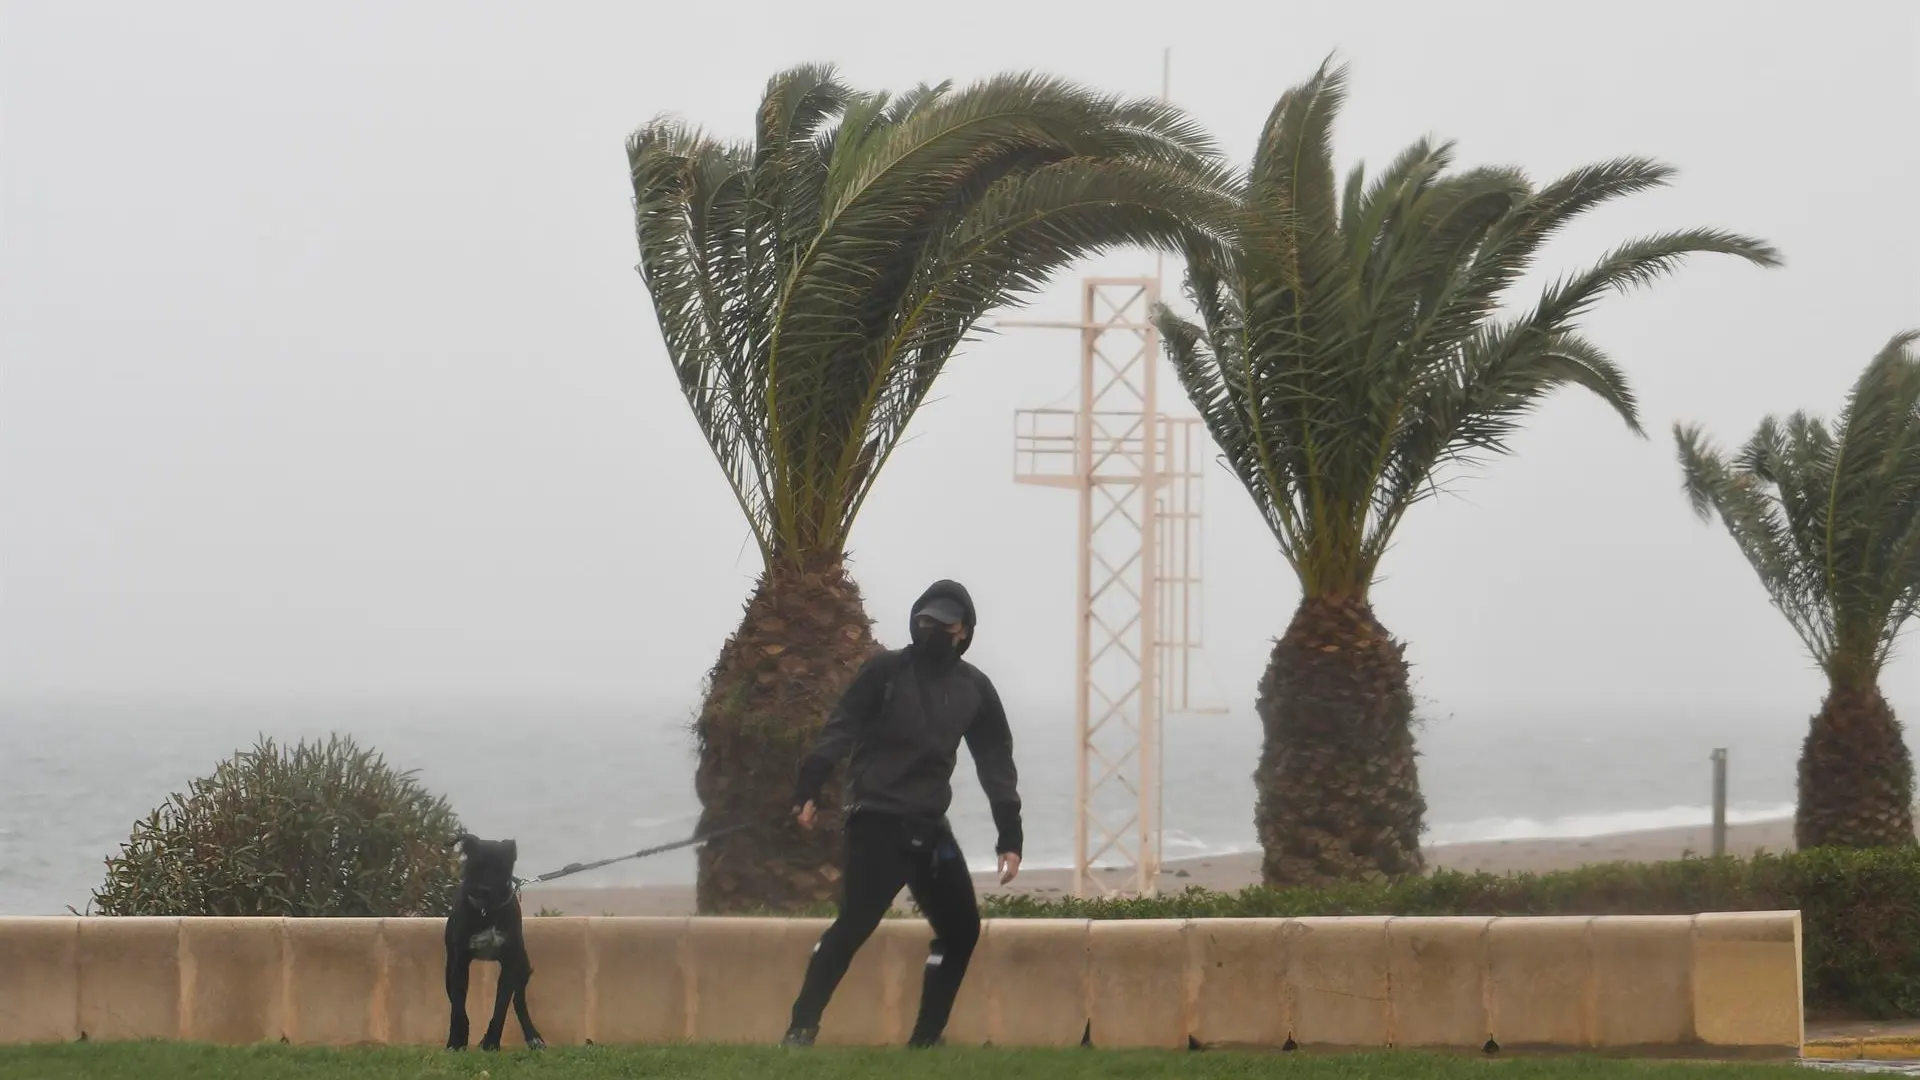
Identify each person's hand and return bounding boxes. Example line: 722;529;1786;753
795;800;817;830
998;851;1021;885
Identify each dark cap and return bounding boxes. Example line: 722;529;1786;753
912;597;966;626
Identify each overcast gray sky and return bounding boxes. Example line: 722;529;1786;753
2;0;1916;728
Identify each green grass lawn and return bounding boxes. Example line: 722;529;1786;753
0;1043;1826;1080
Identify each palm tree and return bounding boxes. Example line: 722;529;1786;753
1675;332;1920;851
1151;59;1781;887
627;64;1233;912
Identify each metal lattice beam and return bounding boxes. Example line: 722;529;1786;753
1007;276;1222;898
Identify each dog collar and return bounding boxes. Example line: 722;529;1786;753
466;878;523;917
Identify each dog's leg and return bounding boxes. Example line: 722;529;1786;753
507;950;545;1049
444;940;471;1050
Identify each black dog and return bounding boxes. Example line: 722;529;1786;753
445;834;546;1051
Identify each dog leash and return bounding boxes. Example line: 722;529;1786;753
516;820;759;887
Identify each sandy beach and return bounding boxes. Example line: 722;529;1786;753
523;816;1801;917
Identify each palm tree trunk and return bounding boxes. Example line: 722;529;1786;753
1254;595;1427;886
1796;685;1916;850
693;554;877;913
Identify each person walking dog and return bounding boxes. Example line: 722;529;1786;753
781;579;1023;1049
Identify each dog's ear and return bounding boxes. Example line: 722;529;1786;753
503;839;517;863
451;833;479;858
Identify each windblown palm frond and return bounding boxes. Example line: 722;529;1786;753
1676;331;1920;687
1152;57;1782;597
629;64;1236;566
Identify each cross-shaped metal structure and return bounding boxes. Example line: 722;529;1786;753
1004;274;1223;898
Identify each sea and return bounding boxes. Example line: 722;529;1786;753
0;696;1832;916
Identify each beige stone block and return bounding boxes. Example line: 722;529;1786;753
588;917;688;1045
1186;918;1288;1050
180;918;285;1044
381;917;449;1045
507;917;589;1048
685;918;824;1045
379;916;543;1048
284;918;382;1045
976;919;1089;1047
820;918;923;1046
455;949;506;1045
0;918;80;1043
77;917;180;1041
1087;920;1189;1049
462;959;502;1042
1590;915;1693;1049
1487;915;1592;1049
1285;917;1391;1049
1691;911;1802;1050
943;920;994;1047
1387;916;1491;1048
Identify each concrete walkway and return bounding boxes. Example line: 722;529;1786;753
1802;1021;1920;1069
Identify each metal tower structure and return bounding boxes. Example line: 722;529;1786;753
1005;275;1223;899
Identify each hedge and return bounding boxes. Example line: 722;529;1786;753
970;846;1920;1020
537;847;1918;1018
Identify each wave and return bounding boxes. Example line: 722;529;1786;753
965;840;1262;876
963;803;1800;874
1422;802;1797;847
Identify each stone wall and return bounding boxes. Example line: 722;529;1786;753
0;912;1803;1054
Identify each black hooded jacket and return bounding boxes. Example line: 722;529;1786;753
791;580;1023;857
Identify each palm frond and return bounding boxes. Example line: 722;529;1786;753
1160;59;1782;598
1675;331;1920;686
1678;418;1838;661
629;65;1234;565
628;124;773;557
1528;228;1781;329
1248;53;1346;275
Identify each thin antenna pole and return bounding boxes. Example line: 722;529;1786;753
1150;45;1171;876
1154;47;1170;288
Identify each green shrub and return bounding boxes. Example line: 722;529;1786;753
968;846;1920;1019
92;734;463;918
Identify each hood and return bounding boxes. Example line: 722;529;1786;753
910;579;977;658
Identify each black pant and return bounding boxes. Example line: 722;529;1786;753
789;811;982;1043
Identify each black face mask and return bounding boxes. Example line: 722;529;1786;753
912;620;957;662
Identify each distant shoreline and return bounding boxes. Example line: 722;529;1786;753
523;814;1809;917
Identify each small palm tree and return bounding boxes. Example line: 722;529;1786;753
1676;332;1920;851
1153;58;1781;886
628;64;1232;912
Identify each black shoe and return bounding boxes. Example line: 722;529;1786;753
781;1026;818;1048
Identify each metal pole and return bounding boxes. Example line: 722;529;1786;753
1138;282;1161;897
1141;47;1170;899
1710;748;1728;858
1072;283;1095;899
